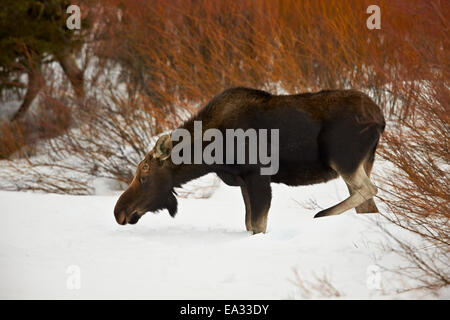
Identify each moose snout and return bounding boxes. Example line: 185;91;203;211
114;190;134;225
114;207;128;225
114;204;142;225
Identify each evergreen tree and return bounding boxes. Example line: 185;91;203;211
0;0;86;120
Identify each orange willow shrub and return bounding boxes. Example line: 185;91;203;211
0;91;72;159
375;80;449;291
95;0;447;115
373;2;448;292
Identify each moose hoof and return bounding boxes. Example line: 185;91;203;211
252;226;267;234
314;210;328;218
252;230;265;235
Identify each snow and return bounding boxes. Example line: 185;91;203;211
1;172;447;300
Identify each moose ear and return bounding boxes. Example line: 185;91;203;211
153;134;172;160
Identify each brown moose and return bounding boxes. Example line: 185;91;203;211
114;87;385;234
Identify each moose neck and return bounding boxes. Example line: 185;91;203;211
168;110;220;187
169;162;213;188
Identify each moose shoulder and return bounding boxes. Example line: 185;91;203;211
114;87;385;234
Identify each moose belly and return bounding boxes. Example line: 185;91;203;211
272;160;338;186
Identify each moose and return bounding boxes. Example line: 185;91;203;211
114;87;385;234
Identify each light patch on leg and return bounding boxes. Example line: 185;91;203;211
241;186;252;232
315;164;377;218
252;205;269;234
355;198;379;213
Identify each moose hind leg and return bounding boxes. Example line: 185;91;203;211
314;164;378;218
347;158;379;213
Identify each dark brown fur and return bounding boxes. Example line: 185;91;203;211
114;87;385;233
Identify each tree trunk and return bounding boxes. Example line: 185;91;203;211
11;68;43;122
57;52;84;103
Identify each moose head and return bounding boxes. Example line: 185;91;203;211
113;134;177;225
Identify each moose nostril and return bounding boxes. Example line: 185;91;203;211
128;213;140;225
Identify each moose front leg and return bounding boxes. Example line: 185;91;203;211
240;185;252;231
243;174;272;234
216;172;253;231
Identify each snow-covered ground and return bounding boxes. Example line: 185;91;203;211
2;172;448;300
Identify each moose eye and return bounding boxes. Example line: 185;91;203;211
142;163;150;172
